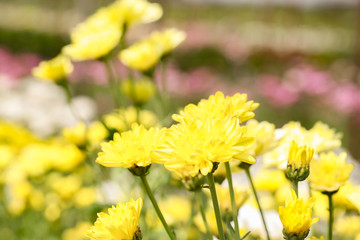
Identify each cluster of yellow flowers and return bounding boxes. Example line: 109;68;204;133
0;121;97;222
89;89;357;240
32;0;185;85
26;0;360;239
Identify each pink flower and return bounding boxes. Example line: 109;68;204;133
286;65;334;95
155;65;217;97
328;82;360;114
0;47;42;84
257;75;300;108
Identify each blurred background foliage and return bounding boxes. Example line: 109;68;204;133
1;0;359;152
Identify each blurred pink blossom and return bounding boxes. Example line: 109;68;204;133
328;82;360;115
0;47;41;82
157;65;217;97
257;75;300;108
286;64;334;95
182;24;214;48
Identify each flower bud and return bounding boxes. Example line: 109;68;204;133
285;141;313;182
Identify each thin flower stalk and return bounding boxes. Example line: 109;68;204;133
140;175;176;240
225;162;241;240
245;167;271;240
207;172;226;240
195;190;213;240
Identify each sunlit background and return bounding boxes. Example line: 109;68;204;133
0;0;360;239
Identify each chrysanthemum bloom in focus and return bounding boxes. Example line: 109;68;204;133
172;91;259;124
87;198;143;240
32;55;73;83
308;152;353;193
153;117;254;177
285;141;314;182
279;189;318;240
97;123;165;175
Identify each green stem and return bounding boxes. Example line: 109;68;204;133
111;60;126;107
104;61;120;108
139;175;176;240
207;172;225;240
195;191;213;240
326;192;334;240
292;180;299;197
225;162;241;240
245;168;270;240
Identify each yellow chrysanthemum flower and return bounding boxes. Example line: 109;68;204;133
159;196;191;225
74;187;97;208
308;152;353;192
263;121;342;169
97;123;166;168
119;39;162;71
246;119;277;156
285;141;314;182
149;28;186;55
111;0;163;27
119;28;185;71
154;117;254;177
15;141;84;177
0;145;14;170
121;78;156;105
62;122;87;147
32;55;73;82
50;174;82;199
0;121;39;151
63;23;122;61
87;121;109;147
62;121;109;149
306;122;342;153
288;141;314;169
173;91;259;124
279;189;318;239
87;198;143;240
103;107;159;133
333;181;360;212
63;3;123;62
